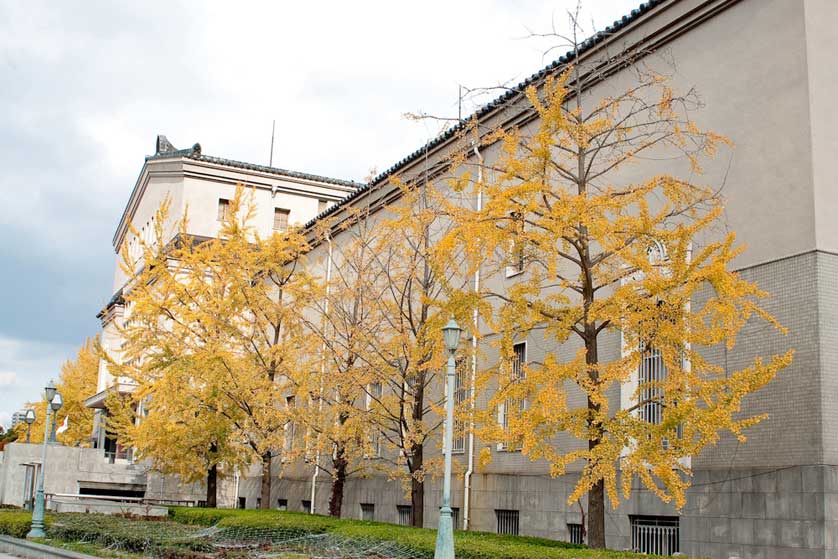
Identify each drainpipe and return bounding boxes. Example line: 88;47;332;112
463;141;483;531
311;234;333;514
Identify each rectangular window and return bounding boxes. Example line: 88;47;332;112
451;507;460;530
568;523;584;544
302;500;312;514
453;357;467;454
217;199;230;222
495;509;519;535
366;383;383;458
498;342;526;451
638;345;682;448
238;497;246;509
318;199;329;213
397;505;412;526
505;211;525;276
274;208;290;230
360;503;375;521
277;498;288;511
284;395;296;453
630;516;679;556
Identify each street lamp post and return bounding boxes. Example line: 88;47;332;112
27;381;61;539
435;318;462;559
48;393;63;443
23;409;36;443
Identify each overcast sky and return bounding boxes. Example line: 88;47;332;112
0;0;640;426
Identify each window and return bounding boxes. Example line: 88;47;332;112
495;509;519;535
639;346;665;426
453;357;467;454
318;199;329;214
302;500;312;514
197;500;207;508
217;199;230;222
505;211;525;276
451;507;460;530
284;396;296;453
366;383;383;458
274;208;290;230
360;503;375;521
568;523;584;544
638;344;683;448
498;342;526;451
630;516;679;556
277;498;288;511
238;497;246;509
397;505;412;526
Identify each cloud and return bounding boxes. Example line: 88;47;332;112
0;0;641;419
0;372;17;387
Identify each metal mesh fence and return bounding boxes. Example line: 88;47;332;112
46;514;431;559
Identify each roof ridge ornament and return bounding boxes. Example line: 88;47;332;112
155;134;177;155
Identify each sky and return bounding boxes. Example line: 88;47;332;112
0;0;641;427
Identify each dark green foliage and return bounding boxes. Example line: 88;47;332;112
0;511;39;538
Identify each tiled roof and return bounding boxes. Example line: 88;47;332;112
303;0;666;230
147;147;363;189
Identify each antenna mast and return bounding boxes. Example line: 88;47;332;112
269;119;276;167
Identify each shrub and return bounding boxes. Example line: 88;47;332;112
0;511;36;539
167;508;674;558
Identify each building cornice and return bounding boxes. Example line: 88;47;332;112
303;0;744;245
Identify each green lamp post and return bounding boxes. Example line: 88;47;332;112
27;380;61;539
435;318;462;559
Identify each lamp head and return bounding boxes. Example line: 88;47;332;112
44;380;57;403
24;409;36;425
50;392;63;412
442;318;463;353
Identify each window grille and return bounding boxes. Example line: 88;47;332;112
197;500;207;508
568;523;584;544
274;208;290;230
639;347;665;425
499;343;526;451
397;505;412;526
453;357;467;453
217;199;230;222
495;509;519;535
367;383;383;457
505;211;526;276
630;516;679;556
277;499;288;511
638;345;683;447
360;503;375;521
451;507;460;530
302;500;312;514
284;395;296;453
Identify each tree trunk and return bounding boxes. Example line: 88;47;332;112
206;463;217;508
410;443;424;528
329;444;348;517
260;451;272;509
584;333;606;549
587;477;605;548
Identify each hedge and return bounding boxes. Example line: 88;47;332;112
168;507;676;559
0;510;38;539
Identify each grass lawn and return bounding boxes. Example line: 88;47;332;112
0;508;695;559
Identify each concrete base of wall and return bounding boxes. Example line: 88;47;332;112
255;465;838;559
47;497;168;517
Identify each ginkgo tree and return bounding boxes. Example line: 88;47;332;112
291;210;389;517
112;186;315;508
21;336;99;447
440;66;793;548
